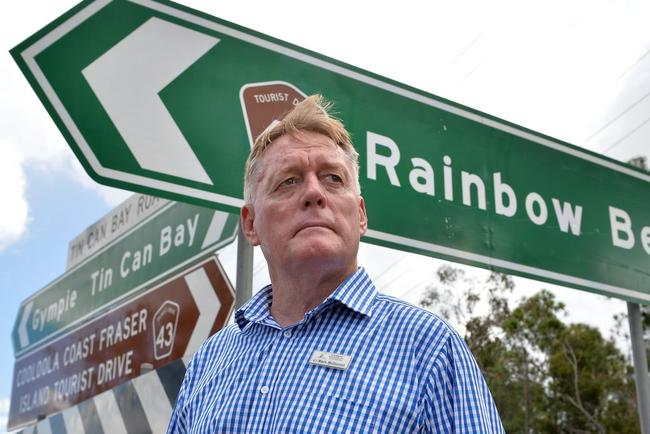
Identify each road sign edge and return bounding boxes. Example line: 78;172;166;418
364;229;650;305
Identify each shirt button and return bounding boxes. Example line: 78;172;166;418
260;386;270;395
283;330;292;338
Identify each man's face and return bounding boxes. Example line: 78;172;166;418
242;131;367;275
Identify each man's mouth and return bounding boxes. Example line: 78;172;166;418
294;222;332;236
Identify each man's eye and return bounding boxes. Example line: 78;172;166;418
279;177;297;187
326;174;343;183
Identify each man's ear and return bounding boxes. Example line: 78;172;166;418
241;204;260;246
358;196;368;236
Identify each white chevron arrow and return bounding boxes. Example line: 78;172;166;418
184;266;221;354
82;17;218;184
18;301;33;349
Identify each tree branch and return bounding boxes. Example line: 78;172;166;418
560;393;605;434
560;341;606;434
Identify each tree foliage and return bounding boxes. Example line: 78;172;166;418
420;265;640;433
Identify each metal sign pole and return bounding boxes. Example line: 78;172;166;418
235;224;254;310
627;301;650;434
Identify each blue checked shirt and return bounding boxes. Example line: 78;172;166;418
167;268;504;433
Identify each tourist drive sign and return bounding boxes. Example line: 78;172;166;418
9;255;234;430
12;200;238;356
12;0;650;303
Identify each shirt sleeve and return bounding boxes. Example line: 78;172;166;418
421;332;505;433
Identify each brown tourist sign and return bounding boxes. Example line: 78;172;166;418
8;256;234;430
240;81;306;146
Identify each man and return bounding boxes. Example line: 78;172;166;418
167;95;504;433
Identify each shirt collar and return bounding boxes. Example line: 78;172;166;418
235;267;376;330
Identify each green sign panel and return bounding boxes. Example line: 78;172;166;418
12;0;650;303
12;201;238;356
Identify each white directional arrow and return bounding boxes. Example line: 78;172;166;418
184;266;221;354
82;17;218;184
18;301;33;349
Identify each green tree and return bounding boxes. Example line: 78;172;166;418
420;266;640;433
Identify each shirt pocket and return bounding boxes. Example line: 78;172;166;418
276;391;379;434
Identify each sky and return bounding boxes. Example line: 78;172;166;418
2;0;650;431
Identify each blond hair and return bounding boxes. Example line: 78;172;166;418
243;95;360;204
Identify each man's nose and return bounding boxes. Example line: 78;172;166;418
302;174;326;208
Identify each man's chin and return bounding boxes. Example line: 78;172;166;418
289;242;346;265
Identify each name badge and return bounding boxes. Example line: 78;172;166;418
309;350;352;370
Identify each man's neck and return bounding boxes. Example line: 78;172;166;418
268;263;356;327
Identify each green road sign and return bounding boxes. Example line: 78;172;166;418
67;193;169;269
12;200;238;356
12;0;650;303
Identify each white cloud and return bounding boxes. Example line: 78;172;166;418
0;2;76;252
0;143;29;251
0;5;131;251
0;397;8;434
66;157;133;207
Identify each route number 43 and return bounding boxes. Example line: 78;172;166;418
153;300;180;360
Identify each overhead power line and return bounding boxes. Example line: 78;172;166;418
452;33;484;66
372;253;408;284
586;90;650;143
617;46;650;80
601;115;650;154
